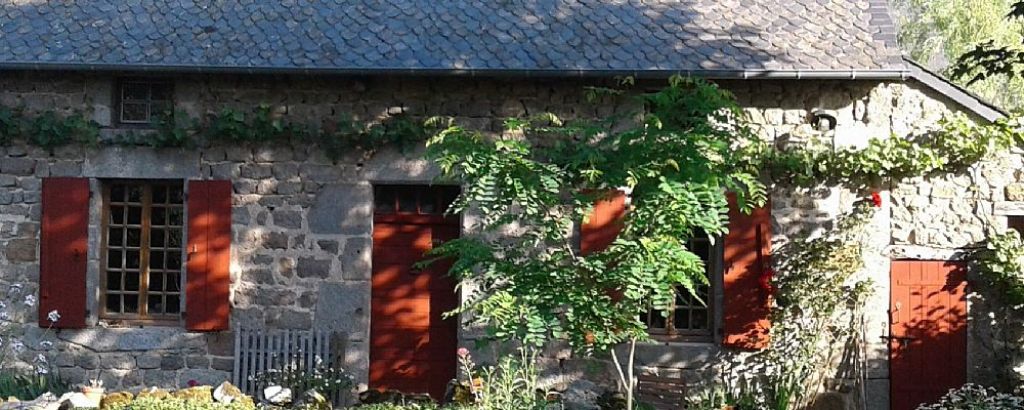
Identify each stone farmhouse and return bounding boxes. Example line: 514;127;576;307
0;1;1014;409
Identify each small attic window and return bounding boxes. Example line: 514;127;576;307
117;80;173;126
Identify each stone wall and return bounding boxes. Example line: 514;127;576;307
0;70;1002;408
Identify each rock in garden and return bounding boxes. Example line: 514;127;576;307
262;385;291;405
57;392;95;409
213;381;244;404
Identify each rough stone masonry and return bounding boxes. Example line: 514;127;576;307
0;71;1015;408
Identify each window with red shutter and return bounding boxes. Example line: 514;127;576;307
39;178;90;329
99;181;186;323
185;180;232;332
580;190;722;342
721;193;772;350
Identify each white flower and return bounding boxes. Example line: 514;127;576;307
11;340;25;353
34;354;47;364
47;310;60;323
23;294;36;307
38;340;53;349
35;366;48;375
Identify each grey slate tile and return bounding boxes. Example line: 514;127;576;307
0;0;903;72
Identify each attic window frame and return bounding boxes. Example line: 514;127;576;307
115;79;174;127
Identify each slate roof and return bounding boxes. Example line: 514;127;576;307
0;0;905;75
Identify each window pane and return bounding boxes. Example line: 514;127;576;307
121;103;149;123
149;272;164;291
123;295;139;314
649;311;667;329
124;272;139;291
168;207;183;226
108;228;124;247
398;190;417;212
127;207;142;225
148;296;164;314
166;273;181;292
110;206;125;225
106;294;121;313
106;272;121;290
151;228;165;248
125;250;140;269
167;228;182;249
165;295;181;314
107;249;123;269
151;207;166;227
419;190;436;214
126;228;141;247
673;308;690;330
375;187;396;213
691;309;709;330
150;251;165;269
167;253;182;270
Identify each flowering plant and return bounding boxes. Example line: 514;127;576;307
0;283;67;399
248;358;353;397
917;384;1024;410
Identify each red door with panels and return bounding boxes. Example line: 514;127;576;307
369;185;460;400
889;260;968;410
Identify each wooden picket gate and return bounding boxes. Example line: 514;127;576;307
232;329;348;404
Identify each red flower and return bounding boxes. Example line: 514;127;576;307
759;268;775;294
187;379;198;387
871;192;882;208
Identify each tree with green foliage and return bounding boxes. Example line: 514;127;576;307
423;75;1023;408
894;0;1024;111
953;1;1024;96
424;77;767;409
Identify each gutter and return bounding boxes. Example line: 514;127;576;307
0;61;912;80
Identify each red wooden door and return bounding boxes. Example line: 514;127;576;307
889;260;968;410
370;185;460;400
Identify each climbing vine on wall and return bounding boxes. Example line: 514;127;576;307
0;105;431;161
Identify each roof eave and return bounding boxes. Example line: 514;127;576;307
902;57;1007;122
0;61;912;80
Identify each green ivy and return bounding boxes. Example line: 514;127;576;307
0;107;100;152
977;229;1024;305
0;105;430;162
768;115;1023;187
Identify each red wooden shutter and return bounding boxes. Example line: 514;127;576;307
39;178;90;328
722;193;772;350
185;180;232;331
580;190;627;255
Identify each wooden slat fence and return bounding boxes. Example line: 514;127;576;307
233;329;347;404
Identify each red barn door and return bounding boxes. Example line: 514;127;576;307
889;260;968;410
370;185;460;400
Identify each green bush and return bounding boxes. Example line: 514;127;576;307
917;384;1024;409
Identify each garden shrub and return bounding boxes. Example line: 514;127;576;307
103;395;254;410
917;384;1024;410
